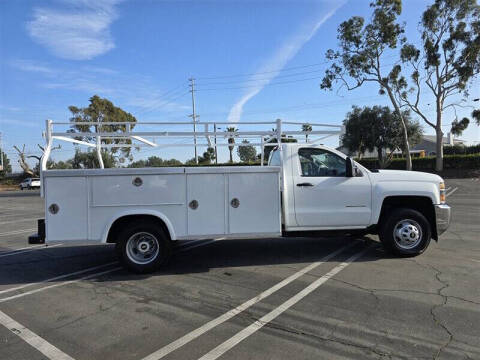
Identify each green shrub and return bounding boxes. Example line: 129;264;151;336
443;144;480;155
357;154;480;171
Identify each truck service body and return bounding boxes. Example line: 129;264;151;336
30;119;451;273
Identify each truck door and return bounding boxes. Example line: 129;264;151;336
292;147;372;227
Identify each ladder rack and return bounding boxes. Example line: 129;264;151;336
41;118;344;171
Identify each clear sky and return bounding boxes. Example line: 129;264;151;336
1;0;479;171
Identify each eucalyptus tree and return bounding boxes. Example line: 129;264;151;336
68;95;137;162
321;0;414;169
394;0;480;170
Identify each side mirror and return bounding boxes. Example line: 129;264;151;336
346;157;354;177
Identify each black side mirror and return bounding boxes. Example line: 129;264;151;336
346;157;354;177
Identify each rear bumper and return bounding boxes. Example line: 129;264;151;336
435;204;451;236
28;219;45;244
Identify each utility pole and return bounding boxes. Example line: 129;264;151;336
189;78;199;164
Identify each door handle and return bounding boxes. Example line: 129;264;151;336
296;182;314;187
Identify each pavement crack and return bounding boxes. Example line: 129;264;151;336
259;320;396;359
426;264;454;360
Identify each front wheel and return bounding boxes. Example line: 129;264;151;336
379;208;431;256
115;221;172;273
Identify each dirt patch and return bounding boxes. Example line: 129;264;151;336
0;184;19;191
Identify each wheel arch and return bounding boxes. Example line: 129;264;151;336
377;196;437;240
102;210;176;244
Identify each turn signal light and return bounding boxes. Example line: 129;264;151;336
439;182;446;203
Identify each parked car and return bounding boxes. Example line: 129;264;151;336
19;177;41;190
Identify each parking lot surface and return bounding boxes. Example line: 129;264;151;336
0;178;479;360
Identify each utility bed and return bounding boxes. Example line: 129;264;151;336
43;166;281;243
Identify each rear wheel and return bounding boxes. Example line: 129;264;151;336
115;221;172;273
379;208;431;256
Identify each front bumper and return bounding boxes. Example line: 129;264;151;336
435;204;451;236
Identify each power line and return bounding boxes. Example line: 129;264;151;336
196;61;331;80
196;75;326;91
196;68;326;85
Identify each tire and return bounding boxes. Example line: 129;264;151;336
115;220;172;273
379;207;431;256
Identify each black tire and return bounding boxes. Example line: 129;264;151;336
379;207;431;256
115;220;172;273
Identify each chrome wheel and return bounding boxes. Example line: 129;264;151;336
126;232;160;265
393;219;423;250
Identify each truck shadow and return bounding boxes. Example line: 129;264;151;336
159;236;384;277
0;236;387;286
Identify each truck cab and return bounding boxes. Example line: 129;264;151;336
271;144;450;256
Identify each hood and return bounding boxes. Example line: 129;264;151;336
370;169;443;183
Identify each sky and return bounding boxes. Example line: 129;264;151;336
0;0;479;171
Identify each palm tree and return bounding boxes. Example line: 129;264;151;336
225;127;238;163
302;123;312;142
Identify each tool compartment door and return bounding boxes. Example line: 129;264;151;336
187;173;226;236
227;172;281;235
45;176;88;241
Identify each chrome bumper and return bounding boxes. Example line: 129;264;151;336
435;204;451;236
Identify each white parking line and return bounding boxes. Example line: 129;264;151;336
0;236;222;302
0;310;75;360
0;244;63;258
197;246;371;360
445;187;458;198
0;267;122;303
0;217;40;225
0;212;43;220
0;262;118;296
0;228;36;237
141;242;358;360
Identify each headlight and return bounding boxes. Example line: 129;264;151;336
439;182;446;204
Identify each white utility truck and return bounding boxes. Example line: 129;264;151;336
29;119;451;273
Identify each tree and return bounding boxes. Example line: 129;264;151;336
185;147;216;165
201;147;216;164
13;144;61;176
472;109;480;125
68;95;137;162
321;0;414;170
302;123;312;142
237;140;257;163
225;127;238;163
129;156;182;168
342;106;423;168
0;152;12;177
450;117;470;136
395;0;480;171
70;149;116;169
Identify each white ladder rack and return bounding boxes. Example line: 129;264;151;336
41;118;344;171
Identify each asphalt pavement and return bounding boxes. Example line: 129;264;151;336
0;179;478;360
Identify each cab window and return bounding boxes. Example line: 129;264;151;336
298;148;346;177
268;149;281;166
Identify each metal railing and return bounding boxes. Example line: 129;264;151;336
41;118;344;172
